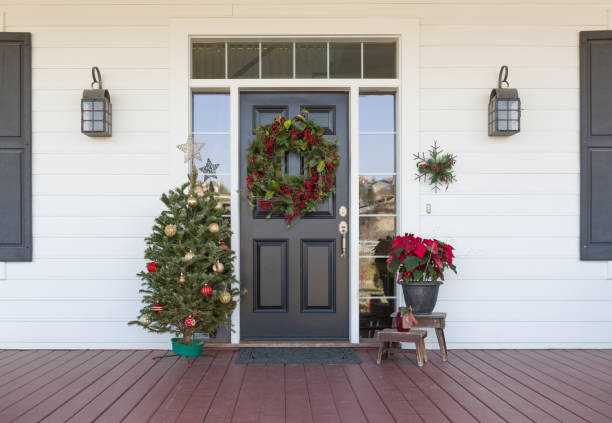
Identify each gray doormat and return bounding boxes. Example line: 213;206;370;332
235;347;361;364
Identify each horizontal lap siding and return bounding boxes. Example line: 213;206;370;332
1;1;611;348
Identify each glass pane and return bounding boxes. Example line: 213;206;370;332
497;100;508;110
359;216;395;253
82;111;92;120
82;101;92;110
359;134;395;173
359;94;395;132
509;120;519;131
262;43;293;79
296;42;327;78
93;101;104;110
193;94;230;133
329;42;361;78
228;43;259;79
192;42;225;79
93;121;104;131
359;175;396;214
360;297;395;339
498;120;507;130
509;100;519;110
363;42;396;78
193;134;230;174
197;173;231;214
360;258;395;297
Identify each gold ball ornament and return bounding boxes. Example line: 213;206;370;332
187;195;198;208
164;224;177;237
219;291;232;304
139;315;151;325
178;272;186;283
212;261;224;273
214;202;223;211
208;223;220;234
184;250;195;261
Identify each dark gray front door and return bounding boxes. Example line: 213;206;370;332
240;92;349;339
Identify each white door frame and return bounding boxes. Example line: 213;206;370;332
170;18;420;344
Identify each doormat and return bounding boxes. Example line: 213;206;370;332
235;347;361;364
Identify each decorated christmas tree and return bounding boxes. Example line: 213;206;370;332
129;171;241;345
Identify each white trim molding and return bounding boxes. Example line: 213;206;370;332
170;17;420;344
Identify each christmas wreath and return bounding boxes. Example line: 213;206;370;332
246;111;340;224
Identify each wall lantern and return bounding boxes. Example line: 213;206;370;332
81;66;112;137
488;65;521;136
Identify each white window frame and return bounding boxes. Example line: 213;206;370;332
170;18;420;344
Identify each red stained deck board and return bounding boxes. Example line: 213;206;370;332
322;364;368;423
39;350;152;423
441;351;556;423
342;363;395;423
176;350;234;423
534;350;612;392
356;350;423;422
0;350;116;422
64;349;162;423
202;352;247;423
148;353;215;423
426;351;532;423
284;364;314;423
94;352;180;423
0;349;610;423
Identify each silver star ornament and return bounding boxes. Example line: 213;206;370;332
176;135;205;163
199;158;221;181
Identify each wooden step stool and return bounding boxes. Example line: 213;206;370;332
376;329;428;366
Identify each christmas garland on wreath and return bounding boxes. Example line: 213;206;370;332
246;111;340;225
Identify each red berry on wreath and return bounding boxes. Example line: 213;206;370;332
152;302;163;313
201;284;212;297
147;262;159;272
185;316;196;327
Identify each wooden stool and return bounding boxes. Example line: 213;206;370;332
376;329;428;366
413;312;448;361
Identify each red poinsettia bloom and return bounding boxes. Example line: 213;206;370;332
146;262;159;272
386;233;457;283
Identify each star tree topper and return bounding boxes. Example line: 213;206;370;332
176;135;205;164
199;158;220;182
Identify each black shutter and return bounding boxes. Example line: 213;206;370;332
0;33;31;261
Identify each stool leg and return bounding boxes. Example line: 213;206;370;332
382;342;390;360
416;343;424;367
420;340;428;364
435;328;448;362
377;342;384;365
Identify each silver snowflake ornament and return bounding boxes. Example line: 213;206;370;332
176;135;205;163
199;158;220;181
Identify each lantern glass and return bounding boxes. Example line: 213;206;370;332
488;90;520;136
81;90;112;137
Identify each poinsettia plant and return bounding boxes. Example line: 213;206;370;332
386;233;457;282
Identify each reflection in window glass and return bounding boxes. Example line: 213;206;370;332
192;94;230;133
363;42;396;79
359;175;396;214
192;42;225;79
330;42;361;78
262;43;293;78
228;43;259;79
296;42;327;78
193;134;230;175
359;134;396;173
359;93;396;339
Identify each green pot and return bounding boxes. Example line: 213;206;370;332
171;337;204;357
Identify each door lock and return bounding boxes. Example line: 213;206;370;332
338;221;348;257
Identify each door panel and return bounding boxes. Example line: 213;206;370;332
240;92;349;339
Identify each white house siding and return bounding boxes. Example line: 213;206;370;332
1;0;611;348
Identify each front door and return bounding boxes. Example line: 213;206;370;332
240;92;349;339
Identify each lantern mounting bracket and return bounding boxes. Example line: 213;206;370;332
498;65;509;88
91;66;102;89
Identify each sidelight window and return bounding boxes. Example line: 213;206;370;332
192;40;397;79
358;93;397;339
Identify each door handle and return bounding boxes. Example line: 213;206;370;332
338;221;348;257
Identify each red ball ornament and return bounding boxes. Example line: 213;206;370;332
201;284;212;297
147;262;159;272
219;240;228;251
152;302;163;313
185;316;196;327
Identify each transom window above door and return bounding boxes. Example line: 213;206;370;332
192;40;396;79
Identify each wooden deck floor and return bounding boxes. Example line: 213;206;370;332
0;349;611;422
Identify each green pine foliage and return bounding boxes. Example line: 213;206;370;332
129;172;243;344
